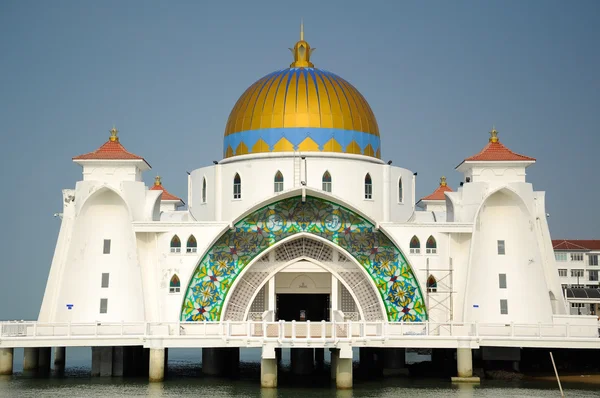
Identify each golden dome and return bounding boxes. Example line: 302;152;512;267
223;29;380;159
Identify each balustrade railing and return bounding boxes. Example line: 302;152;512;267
1;319;598;340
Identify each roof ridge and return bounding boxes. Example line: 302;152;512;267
464;140;536;162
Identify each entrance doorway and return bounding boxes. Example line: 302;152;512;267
276;294;330;321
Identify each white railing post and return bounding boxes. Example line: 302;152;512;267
426;321;430;336
33;322;37;337
475;322;480;337
263;320;267;338
292;321;296;339
203;320;207;337
400;320;404;336
279;320;284;339
121;320;124;336
307;320;311;339
321;320;326;339
449;321;453;336
537;322;542;338
510;322;515;337
226;320;231;338
566;323;570;338
332;320;336;339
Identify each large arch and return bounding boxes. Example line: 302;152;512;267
181;195;426;322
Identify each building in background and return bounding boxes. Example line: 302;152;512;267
553;240;600;315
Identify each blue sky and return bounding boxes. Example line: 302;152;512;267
1;1;598;319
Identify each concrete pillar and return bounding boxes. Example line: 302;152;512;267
54;347;66;374
38;347;51;374
330;348;339;380
261;346;277;388
457;348;472;377
92;347;114;377
291;348;314;376
336;357;353;389
149;348;165;382
0;348;14;375
383;348;406;376
23;347;39;372
202;348;226;376
112;347;124;377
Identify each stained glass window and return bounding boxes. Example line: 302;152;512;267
426;275;437;293
426;236;437;254
187;235;197;253
233;173;241;199
410;236;420;254
274;171;284;193
170;274;181;293
364;173;372;199
170;235;181;253
322;171;332;192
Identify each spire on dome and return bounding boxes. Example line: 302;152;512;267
440;176;447;187
489;126;499;143
289;19;315;68
154;175;162;186
109;126;119;142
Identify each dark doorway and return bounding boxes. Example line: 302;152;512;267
276;294;330;321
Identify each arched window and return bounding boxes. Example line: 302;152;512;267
169;274;181;293
202;177;207;203
398;177;403;203
170;235;181;253
364;173;372;199
233;173;241;199
322;171;332;192
274;171;284;193
427;275;437;293
426;236;437;254
187;235;197;253
409;235;420;254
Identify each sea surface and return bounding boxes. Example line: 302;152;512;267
1;348;598;397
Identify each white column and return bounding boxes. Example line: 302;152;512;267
149;348;165;382
457;348;473;377
54;347;66;374
336;346;353;389
261;346;277;388
268;276;276;313
331;275;339;320
0;348;13;375
23;348;39;372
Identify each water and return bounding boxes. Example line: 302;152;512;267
1;349;598;397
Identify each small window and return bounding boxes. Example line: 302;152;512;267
558;269;567;277
186;235;197;253
170;235;181;253
233;173;241;199
426;275;437;293
100;298;108;314
101;273;109;288
103;239;111;254
571;269;584;277
170;274;181;293
398;178;403;203
409;236;421;254
322;171;332;193
274;171;284;193
555;252;567;262
202;177;207;203
589;254;599;266
589;270;599;282
497;240;505;255
499;274;507;289
364;173;372;199
570;253;583;262
426;236;437;254
500;299;508;315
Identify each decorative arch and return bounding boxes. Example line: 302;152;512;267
170;274;181;293
274;171;284;193
170;235;181;253
409;235;420;254
181;195;426;322
426;235;437;254
322;171;332;192
426;275;437;293
186;235;197;253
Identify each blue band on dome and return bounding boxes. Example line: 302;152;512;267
223;128;381;156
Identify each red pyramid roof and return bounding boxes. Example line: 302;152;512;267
459;128;535;165
73;128;149;166
150;177;183;203
421;184;453;201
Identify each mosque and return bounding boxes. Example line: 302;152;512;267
32;27;574;384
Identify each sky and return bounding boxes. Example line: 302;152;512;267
1;1;599;320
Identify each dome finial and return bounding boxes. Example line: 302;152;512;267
290;20;314;68
109;126;119;142
489;126;499;143
154;175;162;186
440;176;447;187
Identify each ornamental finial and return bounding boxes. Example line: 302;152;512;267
289;20;314;68
489;126;499;143
109;126;119;142
440;176;447;187
154;175;162;186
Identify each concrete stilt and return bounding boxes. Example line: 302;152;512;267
336;357;353;389
91;347;114;377
261;346;277;388
330;348;339;380
23;348;39;372
383;348;406;376
451;347;480;383
54;347;66;374
202;348;226;376
112;347;124;377
291;348;314;376
149;348;165;382
0;348;14;375
38;347;51;375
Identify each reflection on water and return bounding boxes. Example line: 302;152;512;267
0;362;598;397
